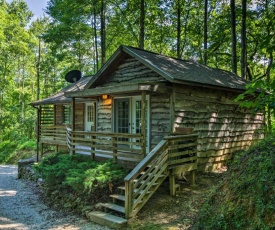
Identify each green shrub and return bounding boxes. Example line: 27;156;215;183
18;140;36;151
33;153;128;195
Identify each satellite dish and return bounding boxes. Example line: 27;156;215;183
65;70;81;83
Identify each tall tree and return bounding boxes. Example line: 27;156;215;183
204;0;208;65
176;0;181;58
100;0;106;64
241;0;247;79
139;0;145;49
230;0;237;74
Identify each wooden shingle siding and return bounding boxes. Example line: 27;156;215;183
150;94;171;148
97;98;112;132
75;103;84;131
55;105;63;125
173;84;265;171
100;58;162;87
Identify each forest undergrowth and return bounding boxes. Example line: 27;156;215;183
1;135;274;229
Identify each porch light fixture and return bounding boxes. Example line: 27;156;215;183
102;94;108;100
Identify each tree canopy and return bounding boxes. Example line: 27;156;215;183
0;0;274;141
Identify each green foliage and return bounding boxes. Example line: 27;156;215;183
193;134;275;230
33;153;128;195
0;140;17;163
18;139;36;151
1;0;274;142
235;79;275;112
0;139;36;164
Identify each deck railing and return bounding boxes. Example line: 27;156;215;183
40;125;67;145
66;127;144;163
124;134;198;218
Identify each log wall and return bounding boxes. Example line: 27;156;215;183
55;105;63;125
75;103;84;131
172;84;265;171
97;98;112;132
54;103;84;131
100;57;163;87
150;93;171;148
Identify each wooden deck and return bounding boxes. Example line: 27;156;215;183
38;125;198;227
39;125;145;167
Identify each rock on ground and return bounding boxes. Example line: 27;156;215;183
0;165;110;230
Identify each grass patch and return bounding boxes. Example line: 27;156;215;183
0;139;36;164
192;134;275;230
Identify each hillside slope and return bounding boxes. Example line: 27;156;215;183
193;134;275;229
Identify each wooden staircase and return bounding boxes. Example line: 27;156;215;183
87;134;198;229
87;162;168;229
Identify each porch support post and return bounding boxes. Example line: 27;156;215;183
141;91;146;158
54;105;58;153
36;106;41;162
72;97;76;155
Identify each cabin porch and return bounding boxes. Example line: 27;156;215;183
37;121;198;228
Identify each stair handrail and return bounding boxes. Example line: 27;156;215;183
124;140;168;182
124;139;169;218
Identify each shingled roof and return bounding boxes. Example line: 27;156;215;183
86;45;248;91
30;76;92;106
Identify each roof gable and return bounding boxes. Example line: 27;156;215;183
86;45;248;91
95;56;166;87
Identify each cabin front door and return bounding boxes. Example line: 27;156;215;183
114;96;149;153
85;102;96;132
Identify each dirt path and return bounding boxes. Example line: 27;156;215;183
0;165;110;230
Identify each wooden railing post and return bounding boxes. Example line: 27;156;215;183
125;180;134;219
112;136;117;163
91;135;95;160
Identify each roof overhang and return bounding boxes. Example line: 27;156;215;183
65;82;169;98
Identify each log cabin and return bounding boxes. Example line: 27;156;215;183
30;45;265;227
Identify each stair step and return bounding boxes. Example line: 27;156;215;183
134;175;165;183
87;211;127;229
134;173;166;182
110;194;125;202
117;186;151;194
100;202;125;214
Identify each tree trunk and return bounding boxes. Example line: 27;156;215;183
204;0;208;65
37;36;41;101
241;0;247;79
177;0;181;58
266;51;273;134
230;0;237;74
100;0;106;65
93;5;99;72
139;0;145;49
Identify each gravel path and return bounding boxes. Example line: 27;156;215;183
0;165;110;230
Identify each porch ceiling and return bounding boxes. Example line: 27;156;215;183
64;83;167;98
